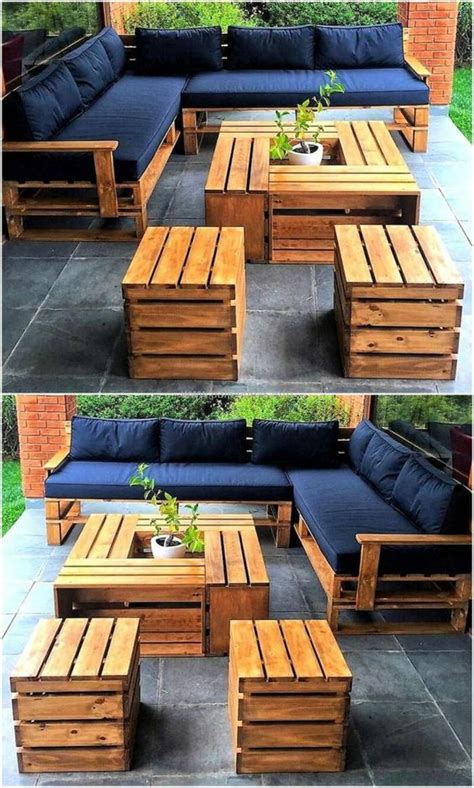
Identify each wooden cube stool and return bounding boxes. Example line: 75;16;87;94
228;619;352;774
334;224;464;379
122;225;246;380
11;618;140;773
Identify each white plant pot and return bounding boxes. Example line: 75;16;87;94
150;535;186;559
288;143;324;166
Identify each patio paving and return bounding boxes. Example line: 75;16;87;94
2;108;472;395
1;501;472;787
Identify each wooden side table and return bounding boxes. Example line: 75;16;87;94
54;513;269;657
122;225;246;380
11;617;140;773
334;224;463;379
229;619;352;774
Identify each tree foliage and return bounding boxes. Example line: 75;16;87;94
2;395;19;459
374;396;472;428
122;2;251;32
2;2;99;33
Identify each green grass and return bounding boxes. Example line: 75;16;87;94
2;459;25;537
450;67;472;142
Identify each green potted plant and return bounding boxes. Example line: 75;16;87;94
270;70;345;166
130;464;204;559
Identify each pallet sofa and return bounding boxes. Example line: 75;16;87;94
44;415;471;634
3;22;430;240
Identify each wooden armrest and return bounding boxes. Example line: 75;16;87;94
356;533;471;546
44;448;70;474
3;140;119;153
405;54;431;80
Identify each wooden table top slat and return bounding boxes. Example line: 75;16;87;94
60;563;205;577
108;514;137;558
412;225;464;287
230;620;264;679
121;226;169;287
279;620;324;679
385;226;435;285
101;619;139;679
205;134;234;192
369;120;407;167
180;226;220;286
210;227;244;286
336;121;365;165
222;530;248;585
351;120;387;166
249;137;270;192
70;618;115;679
360;226;404;285
255;620;294;679
226;137;252;192
335;226;373;285
204;530;226;585
150;226;194;287
240;527;269;585
40;619;89;680
305;621;352;681
11;619;63;682
89;513;123;559
55;574;206;587
68;513;107;560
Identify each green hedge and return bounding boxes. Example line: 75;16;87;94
2;395;19;459
374;396;472;428
257;2;396;26
122;2;250;32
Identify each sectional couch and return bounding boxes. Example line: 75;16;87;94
44;415;471;634
3;22;430;240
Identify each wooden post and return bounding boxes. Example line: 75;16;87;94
182;109;199;155
93;149;119;216
356;543;381;610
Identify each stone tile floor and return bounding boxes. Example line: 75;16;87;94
1;501;472;787
2;108;472;394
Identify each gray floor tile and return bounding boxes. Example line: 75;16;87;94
346;652;430;701
405;650;471;702
1;582;33;615
441;187;473;222
3;257;69;309
432;221;473;262
419;189;456;222
160;657;228;704
72;240;139;258
313;266;334;311
44;257;131;308
396;633;472;651
439;701;472;756
1;614;41;655
2;240;78;258
352;700;471;770
372;767;472;786
2;307;36;363
246;264;315;311
336;635;401;653
18;582;55;616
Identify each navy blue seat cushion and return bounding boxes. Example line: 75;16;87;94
135;26;222;74
70;416;160;463
63;36;114;106
289;466;470;576
96;27;127;79
4;73;186;183
392;454;459;534
181;67;429;108
227;25;314;70
160;419;247;464
3;62;82;141
347;419;378;473
314;23;404;69
252;420;338;468
45;461;292;502
359;430;411;501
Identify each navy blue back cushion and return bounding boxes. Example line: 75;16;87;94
251;420;339;467
96;27;127;79
135;27;223;74
392;454;460;534
348;419;378;473
314;23;404;68
4;62;82;141
70;416;160;462
64;36;114;106
159;419;247;463
228;25;315;70
359;431;411;500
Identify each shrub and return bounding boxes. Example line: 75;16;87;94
374;396;472;428
2;395;19;459
456;2;472;66
122;2;251;33
76;395;232;420
220;395;351;425
257;2;396;26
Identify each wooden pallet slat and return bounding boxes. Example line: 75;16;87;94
71;618;115;679
11;619;63;685
40;619;89;680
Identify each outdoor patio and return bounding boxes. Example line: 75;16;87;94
1;499;471;787
2;107;472;396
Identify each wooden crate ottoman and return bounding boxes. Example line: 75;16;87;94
122;225;246;380
11;618;140;773
229;619;352;774
334;224;463;379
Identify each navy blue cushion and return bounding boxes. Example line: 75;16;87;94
160;419;247;464
289;466;470;576
359;431;411;501
227;25;314;70
3;62;82;141
348;419;378;473
45;461;292;502
96;27;127;79
392;455;458;534
4;73;186;183
181;67;429;108
135;26;222;74
70;416;160;462
314;23;404;68
252;420;338;468
63;36;114;106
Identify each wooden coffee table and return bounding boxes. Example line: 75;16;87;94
205;120;420;264
54;513;269;657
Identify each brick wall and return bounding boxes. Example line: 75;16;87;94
399;1;459;105
17;395;76;498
